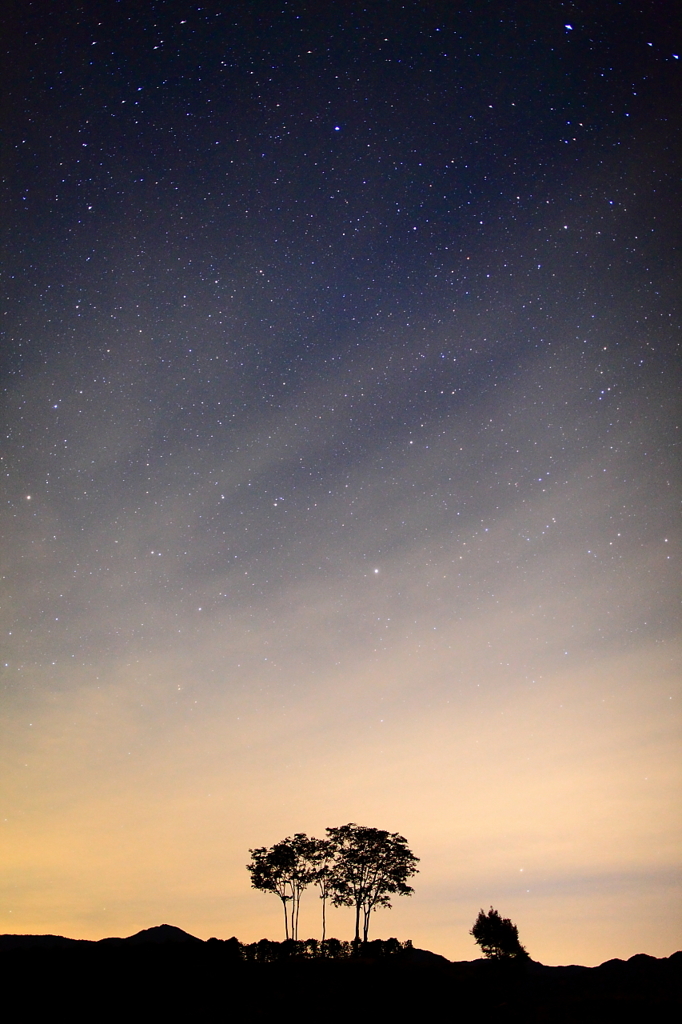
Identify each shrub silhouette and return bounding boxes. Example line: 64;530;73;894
471;907;529;959
237;936;411;961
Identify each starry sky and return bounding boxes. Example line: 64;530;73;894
1;1;680;964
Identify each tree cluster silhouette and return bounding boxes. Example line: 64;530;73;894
247;823;419;944
236;936;411;962
470;907;530;960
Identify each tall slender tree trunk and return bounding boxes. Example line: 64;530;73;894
321;895;326;942
354;902;361;945
363;905;371;943
281;898;289;941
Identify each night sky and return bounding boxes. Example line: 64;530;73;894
2;1;680;963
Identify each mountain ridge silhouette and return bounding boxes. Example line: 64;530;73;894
0;925;679;968
1;928;679;1020
0;923;201;951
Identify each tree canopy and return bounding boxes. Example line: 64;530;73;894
246;834;314;941
305;836;337;941
326;823;419;944
247;823;418;943
470;907;529;960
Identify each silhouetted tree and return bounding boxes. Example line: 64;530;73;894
326;823;419;944
287;833;316;940
247;844;293;939
246;834;314;940
307;836;337;941
470;907;529;959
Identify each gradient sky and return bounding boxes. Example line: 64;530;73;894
1;1;680;965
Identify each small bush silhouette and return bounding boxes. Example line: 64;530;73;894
471;907;529;959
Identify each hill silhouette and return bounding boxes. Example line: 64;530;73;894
98;923;203;947
0;926;679;1022
0;922;200;951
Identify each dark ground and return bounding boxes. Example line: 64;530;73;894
1;929;680;1023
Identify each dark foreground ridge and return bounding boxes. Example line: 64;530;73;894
1;927;679;1023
